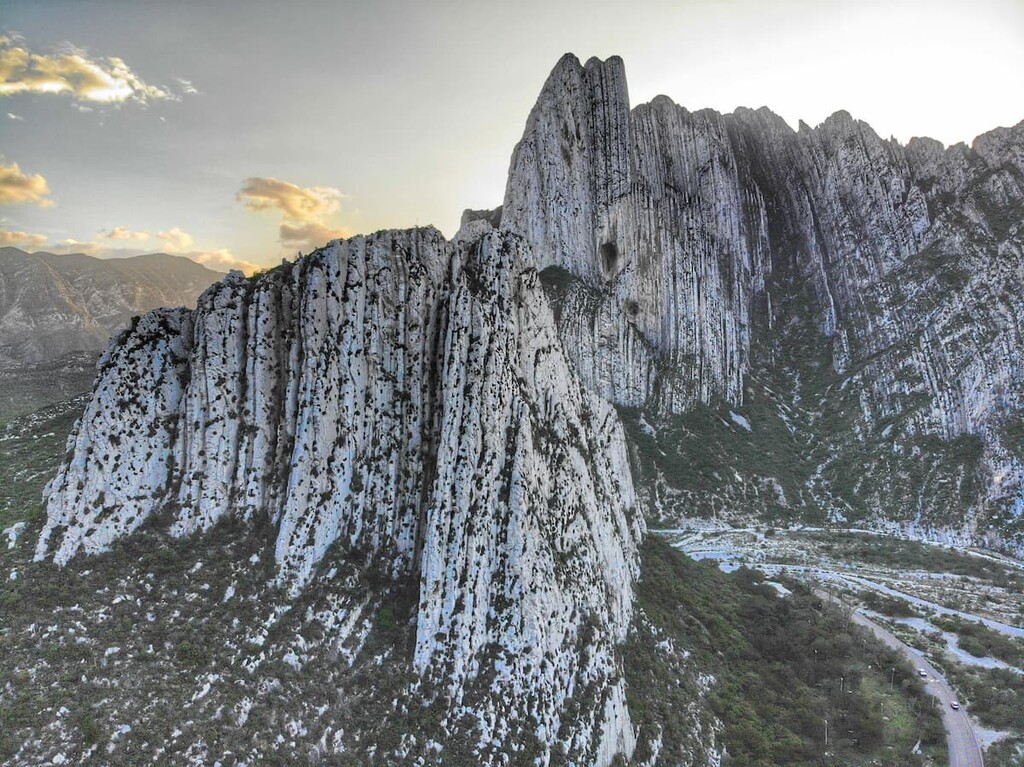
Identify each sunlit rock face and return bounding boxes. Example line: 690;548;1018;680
37;226;643;764
505;54;1024;550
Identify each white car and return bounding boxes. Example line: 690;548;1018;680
950;701;960;710
918;669;927;678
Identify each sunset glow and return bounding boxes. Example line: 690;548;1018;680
2;0;1021;273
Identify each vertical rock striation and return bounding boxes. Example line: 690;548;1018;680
36;226;643;764
504;54;1024;550
29;50;1024;763
505;56;768;411
417;232;641;762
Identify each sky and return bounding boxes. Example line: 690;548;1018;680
1;0;1022;273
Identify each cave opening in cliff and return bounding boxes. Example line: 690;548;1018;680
600;240;620;275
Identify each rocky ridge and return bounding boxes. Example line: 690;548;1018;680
23;50;1024;765
0;248;223;364
36;226;645;764
503;54;1024;551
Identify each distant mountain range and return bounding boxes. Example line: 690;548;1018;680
0;247;224;364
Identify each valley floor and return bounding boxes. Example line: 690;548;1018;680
665;526;1024;766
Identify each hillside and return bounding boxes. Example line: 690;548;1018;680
0;248;223;364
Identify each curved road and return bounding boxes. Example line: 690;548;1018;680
815;589;984;767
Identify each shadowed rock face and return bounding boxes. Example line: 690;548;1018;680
37;226;644;765
504;54;1024;550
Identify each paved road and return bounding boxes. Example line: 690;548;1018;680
815;588;984;767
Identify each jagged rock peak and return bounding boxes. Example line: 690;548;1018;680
502;53;1024;552
502;54;632;282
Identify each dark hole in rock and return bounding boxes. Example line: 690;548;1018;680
600;241;619;274
625;300;640;317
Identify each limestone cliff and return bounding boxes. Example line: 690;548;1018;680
36;226;644;764
505;54;1024;551
26;49;1024;765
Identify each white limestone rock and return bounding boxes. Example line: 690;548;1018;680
37;309;193;564
504;54;1024;551
36;225;643;765
416;232;641;760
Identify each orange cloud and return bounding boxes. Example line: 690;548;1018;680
238;177;343;222
53;238;107;256
157;227;194;251
103;226;149;241
0;226;47;249
279;221;350;251
184;248;259;275
46;234;257;275
0;36;177;104
238;176;352;252
0;161;52;206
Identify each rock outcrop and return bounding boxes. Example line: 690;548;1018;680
504;55;766;411
29;49;1024;765
37;226;644;764
504;54;1024;550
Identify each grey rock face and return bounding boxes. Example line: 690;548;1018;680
504;56;765;411
0;248;223;364
37;227;643;764
504;54;1024;550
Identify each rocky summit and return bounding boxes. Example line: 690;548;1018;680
505;55;1024;553
36;226;644;764
23;53;1024;764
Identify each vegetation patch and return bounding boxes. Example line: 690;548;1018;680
810;533;1022;587
0;396;88;531
930;615;1024;668
942;664;1024;733
626;537;946;767
860;590;920;619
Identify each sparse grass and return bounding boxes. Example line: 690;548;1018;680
0;395;87;531
809;532;1021;588
0;352;97;425
930;615;1024;667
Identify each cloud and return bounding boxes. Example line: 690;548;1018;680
45;235;257;275
279;221;350;250
183;249;259;275
238;177;343;223
53;238;107;256
0;226;47;249
157;226;194;251
0;35;184;105
0;161;53;206
238;176;352;252
103;226;149;241
175;77;198;95
51;225;195;257
148;228;261;273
